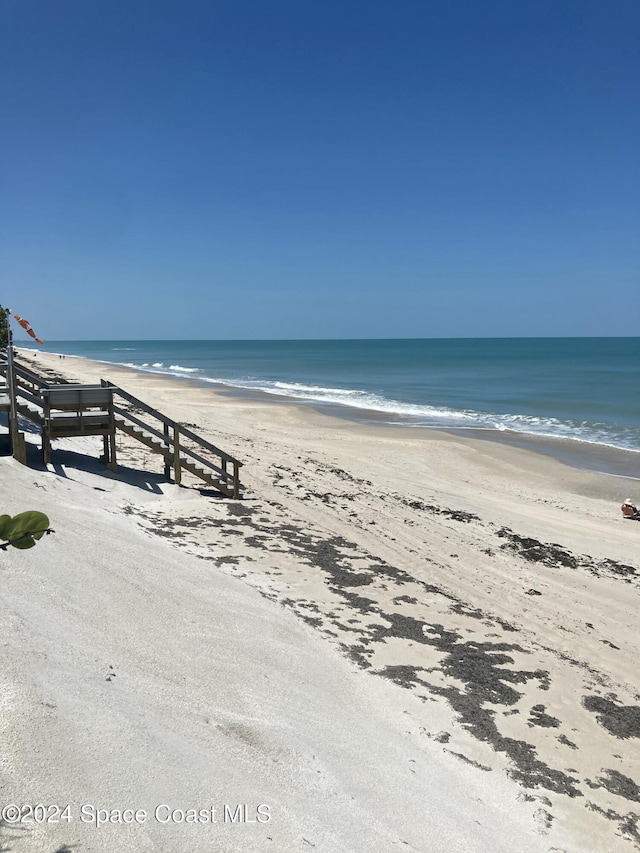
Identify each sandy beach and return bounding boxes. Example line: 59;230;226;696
1;348;639;853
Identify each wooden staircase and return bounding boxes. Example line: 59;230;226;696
104;381;243;498
2;360;244;498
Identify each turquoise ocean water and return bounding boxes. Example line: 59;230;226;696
21;338;640;458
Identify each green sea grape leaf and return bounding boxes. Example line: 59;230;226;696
0;514;12;540
12;511;49;541
1;511;50;548
11;535;37;550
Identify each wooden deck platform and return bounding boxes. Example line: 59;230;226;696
40;384;118;471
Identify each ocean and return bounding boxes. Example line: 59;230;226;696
20;338;640;469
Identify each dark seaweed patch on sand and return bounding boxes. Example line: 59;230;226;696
396;496;480;523
380;664;427;688
366;623;577;795
496;528;638;583
393;595;418;605
147;502;570;799
126;501;623;806
585;802;640;845
443;749;492;771
528;705;560;729
497;530;578;568
582;696;640;739
587;770;640;803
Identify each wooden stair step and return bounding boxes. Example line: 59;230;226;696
114;409;241;497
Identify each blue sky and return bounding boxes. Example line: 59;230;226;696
1;0;638;339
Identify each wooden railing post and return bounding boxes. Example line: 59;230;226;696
41;390;51;465
163;423;171;480
233;460;240;499
107;391;117;472
6;336;20;461
173;424;182;485
13;431;26;465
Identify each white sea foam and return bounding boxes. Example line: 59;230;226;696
118;361;200;376
197;375;639;452
202;376;477;420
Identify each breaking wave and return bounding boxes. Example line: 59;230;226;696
194;376;640;452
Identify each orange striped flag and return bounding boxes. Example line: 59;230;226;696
13;314;44;345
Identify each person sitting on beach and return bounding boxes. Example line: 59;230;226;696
621;499;640;520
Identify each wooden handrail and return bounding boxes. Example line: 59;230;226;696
106;379;242;493
173;425;182;486
114;406;234;484
104;378;242;467
112;406;171;444
177;423;243;465
177;444;231;482
102;380;177;427
14;363;50;388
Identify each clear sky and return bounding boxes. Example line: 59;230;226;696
1;0;638;340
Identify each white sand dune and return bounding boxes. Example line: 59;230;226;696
1;459;559;853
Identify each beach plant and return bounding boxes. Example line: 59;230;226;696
0;511;53;550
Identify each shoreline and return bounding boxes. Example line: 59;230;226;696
19;346;640;479
5;348;640;852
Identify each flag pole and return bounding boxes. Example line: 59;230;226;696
6;322;22;462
